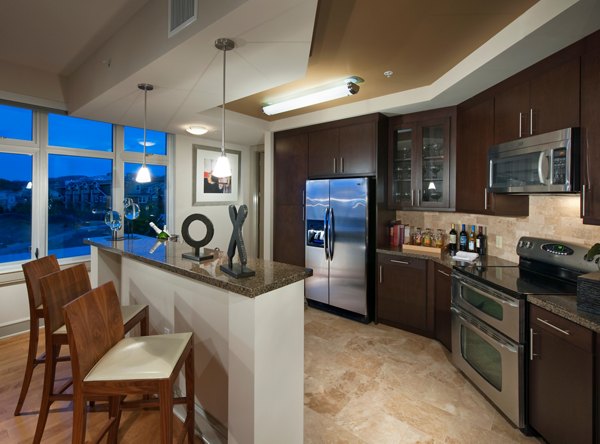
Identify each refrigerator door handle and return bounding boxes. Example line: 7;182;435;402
329;207;335;260
323;208;330;259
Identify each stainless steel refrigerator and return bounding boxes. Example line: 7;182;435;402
305;178;373;321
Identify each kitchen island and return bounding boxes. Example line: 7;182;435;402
84;236;312;444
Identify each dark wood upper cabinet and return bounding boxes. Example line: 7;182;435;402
528;305;593;444
456;97;529;216
494;57;580;144
307;116;378;178
388;107;456;211
581;39;600;225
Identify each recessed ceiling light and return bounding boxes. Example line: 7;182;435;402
186;126;208;135
384;71;393;78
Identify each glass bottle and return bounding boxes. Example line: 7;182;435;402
413;227;422;246
459;224;468;251
448;223;457;255
435;229;444;248
423;228;432;247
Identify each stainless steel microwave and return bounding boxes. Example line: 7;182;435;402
488;128;580;193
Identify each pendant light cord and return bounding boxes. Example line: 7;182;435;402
221;46;226;156
143;87;148;166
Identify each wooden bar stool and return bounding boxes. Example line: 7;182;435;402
14;255;62;416
63;281;195;444
32;263;149;444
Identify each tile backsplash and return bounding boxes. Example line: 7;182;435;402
396;195;600;262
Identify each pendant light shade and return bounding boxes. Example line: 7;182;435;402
212;38;234;179
135;83;154;183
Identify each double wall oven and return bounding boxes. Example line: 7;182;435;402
451;237;596;429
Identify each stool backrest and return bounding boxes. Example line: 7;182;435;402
63;281;124;384
39;263;92;335
22;255;59;310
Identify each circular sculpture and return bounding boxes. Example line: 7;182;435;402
181;214;214;250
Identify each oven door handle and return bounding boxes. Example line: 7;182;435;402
451;307;518;353
457;278;519;308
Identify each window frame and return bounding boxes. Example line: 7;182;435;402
0;108;173;272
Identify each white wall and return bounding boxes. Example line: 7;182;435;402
173;133;253;253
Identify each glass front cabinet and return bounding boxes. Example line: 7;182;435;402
388;109;455;210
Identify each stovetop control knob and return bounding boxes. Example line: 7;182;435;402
518;240;524;248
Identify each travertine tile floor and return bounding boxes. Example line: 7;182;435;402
303;307;542;443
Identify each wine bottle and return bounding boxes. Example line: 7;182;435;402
459;224;468;251
448;224;457;255
476;226;486;256
468;225;476;252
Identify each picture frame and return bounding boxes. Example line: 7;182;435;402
192;145;241;205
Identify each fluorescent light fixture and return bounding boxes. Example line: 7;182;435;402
186;126;208;135
262;80;360;116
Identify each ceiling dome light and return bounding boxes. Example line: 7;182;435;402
186;126;208;135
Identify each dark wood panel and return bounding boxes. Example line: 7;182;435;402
528;306;593;444
273;205;305;267
308;128;339;177
581;45;600;225
433;263;451;351
530;57;580;135
494;81;529;144
339;121;376;175
376;254;428;334
274;132;308;206
456;98;492;213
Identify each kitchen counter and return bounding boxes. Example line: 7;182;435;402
376;246;517;270
528;294;600;333
85;236;312;298
86;235;307;443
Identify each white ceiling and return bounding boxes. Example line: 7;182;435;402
0;0;599;146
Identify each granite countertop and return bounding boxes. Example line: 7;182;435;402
85;236;312;298
376;246;517;270
527;294;600;333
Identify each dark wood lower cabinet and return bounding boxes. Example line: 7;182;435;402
528;305;593;444
433;263;452;351
376;253;432;336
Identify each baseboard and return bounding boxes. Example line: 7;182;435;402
173;390;228;444
0;319;30;339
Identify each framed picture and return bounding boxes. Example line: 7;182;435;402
192;145;241;205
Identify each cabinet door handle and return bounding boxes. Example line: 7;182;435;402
484;187;488;210
418;189;421;206
302;190;305;221
379;265;383;283
333;158;337;173
340;157;344;173
529;108;534;136
529;328;539;360
518;112;523;138
437;269;450;277
536;317;570;336
582;184;586;217
411;189;414;206
390;259;409;265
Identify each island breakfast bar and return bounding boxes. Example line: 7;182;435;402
84;236;312;444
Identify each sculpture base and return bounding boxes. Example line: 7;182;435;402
182;248;214;262
220;263;256;278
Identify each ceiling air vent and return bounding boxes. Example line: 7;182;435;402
168;0;197;37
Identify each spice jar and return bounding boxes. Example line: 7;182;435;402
423;228;432;247
435;229;444;248
413;227;422;246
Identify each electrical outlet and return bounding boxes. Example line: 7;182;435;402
496;235;503;249
163;327;171;334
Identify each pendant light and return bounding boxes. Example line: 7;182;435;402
211;38;234;178
135;83;153;183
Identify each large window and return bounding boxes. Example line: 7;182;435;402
0;106;171;268
0;153;32;263
48;155;112;259
124;163;167;236
0;104;33;141
48;114;113;152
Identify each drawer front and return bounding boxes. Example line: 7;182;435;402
530;305;593;352
378;253;426;271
